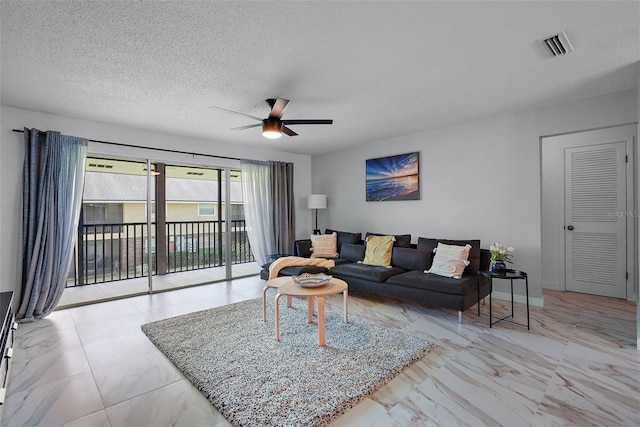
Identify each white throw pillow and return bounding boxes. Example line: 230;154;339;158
426;243;471;279
310;233;339;258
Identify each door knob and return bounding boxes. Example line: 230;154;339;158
567;225;574;231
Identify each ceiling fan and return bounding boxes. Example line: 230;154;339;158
210;98;333;139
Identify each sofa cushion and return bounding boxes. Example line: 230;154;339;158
330;262;405;283
340;243;366;262
416;237;438;254
310;233;339;258
325;229;362;253
366;232;412;248
386;270;480;296
391;247;430;271
362;235;395;266
416;237;437;269
427;243;471;279
294;239;313;258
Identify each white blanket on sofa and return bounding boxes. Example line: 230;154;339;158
268;256;336;280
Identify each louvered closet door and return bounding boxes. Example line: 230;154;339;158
565;142;626;298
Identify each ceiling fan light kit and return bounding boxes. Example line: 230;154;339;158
262;118;283;139
211;98;333;139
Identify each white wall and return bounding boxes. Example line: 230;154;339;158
311;88;638;306
0;106;313;293
637;78;640;349
313;110;543;304
536;89;638;136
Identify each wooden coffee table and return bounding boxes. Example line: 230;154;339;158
274;277;348;347
263;276;293;322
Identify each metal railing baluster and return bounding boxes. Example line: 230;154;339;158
67;219;254;286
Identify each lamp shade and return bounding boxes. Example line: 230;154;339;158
308;194;327;209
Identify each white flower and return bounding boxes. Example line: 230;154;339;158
490;241;514;263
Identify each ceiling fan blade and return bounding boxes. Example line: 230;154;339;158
230;123;262;130
281;126;298;136
269;98;290;118
281;119;333;125
209;105;262;122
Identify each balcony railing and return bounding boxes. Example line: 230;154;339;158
67;219;255;286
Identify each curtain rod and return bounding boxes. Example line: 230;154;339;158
12;128;243;161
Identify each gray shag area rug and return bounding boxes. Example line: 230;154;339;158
141;297;433;427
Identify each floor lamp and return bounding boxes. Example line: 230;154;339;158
308;194;327;235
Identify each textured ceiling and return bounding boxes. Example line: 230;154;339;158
1;1;639;156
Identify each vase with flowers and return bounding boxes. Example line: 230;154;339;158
489;242;514;274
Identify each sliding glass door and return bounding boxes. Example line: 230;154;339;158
158;164;259;289
63;157;260;305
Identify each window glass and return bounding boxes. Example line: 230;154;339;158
198;203;215;216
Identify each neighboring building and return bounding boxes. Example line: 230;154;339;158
82;172;245;224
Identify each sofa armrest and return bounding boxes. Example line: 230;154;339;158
479;248;491;272
294;239;313;258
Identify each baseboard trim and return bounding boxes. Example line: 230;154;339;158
491;291;544;307
542;280;563;291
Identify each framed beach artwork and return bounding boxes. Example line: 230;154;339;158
366;152;420;201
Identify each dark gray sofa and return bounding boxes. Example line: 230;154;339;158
261;232;491;320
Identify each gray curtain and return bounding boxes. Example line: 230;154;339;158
241;160;295;265
271;161;295;257
18;129;87;321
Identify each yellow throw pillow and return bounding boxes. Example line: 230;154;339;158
362;235;395;267
426;242;471;279
310;233;339;258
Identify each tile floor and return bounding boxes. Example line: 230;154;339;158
58;262;263;308
2;276;638;426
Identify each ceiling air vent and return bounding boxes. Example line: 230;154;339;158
541;30;574;57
